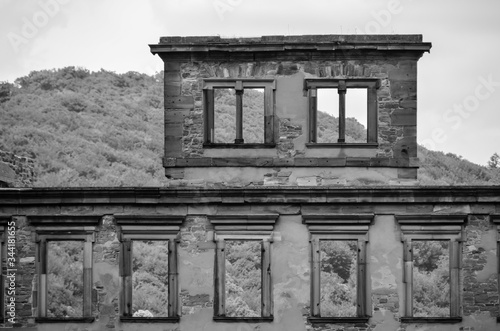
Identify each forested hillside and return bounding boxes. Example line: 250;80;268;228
1;67;499;186
0;67;168;186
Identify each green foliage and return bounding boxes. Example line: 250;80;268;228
132;241;169;317
1;67;168;187
214;88;264;143
418;146;500;185
320;241;357;317
225;240;261;317
2;66;499;187
316;111;367;143
47;241;84;317
488;152;500;169
413;241;450;317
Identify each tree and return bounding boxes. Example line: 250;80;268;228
320;241;357;317
488;152;500;169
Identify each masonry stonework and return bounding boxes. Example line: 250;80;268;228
2;188;500;330
0;150;35;187
2;34;500;331
152;35;428;187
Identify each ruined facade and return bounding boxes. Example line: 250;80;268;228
1;35;500;331
0;150;35;187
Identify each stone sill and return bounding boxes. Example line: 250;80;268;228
120;317;180;323
400;317;462;324
35;317;95;323
164;156;416;168
213;316;273;322
308;317;370;324
203;143;276;149
305;143;379;148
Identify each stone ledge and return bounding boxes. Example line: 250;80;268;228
2;187;500;206
400;317;462;324
163;157;415;168
119;317;180;323
308;316;370;324
158;35;425;44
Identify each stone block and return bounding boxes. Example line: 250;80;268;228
164;70;181;82
297;176;318;186
317;158;347;167
164;62;180;71
399;99;416;109
388;67;416;81
176;158;212;167
390;109;416;126
346;157;371;167
390;81;416;99
165;110;189;124
165;168;185;179
165;96;194;109
295;158;318;166
165;81;182;96
397;168;417;179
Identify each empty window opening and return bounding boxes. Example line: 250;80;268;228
47;241;84;318
316;88;367;143
345;89;367;143
320;240;357;317
413;240;450;317
317;88;339;143
132;240;169;317
242;88;265;144
225;240;262;317
214;88;236;143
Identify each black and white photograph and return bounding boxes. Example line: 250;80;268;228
1;1;500;330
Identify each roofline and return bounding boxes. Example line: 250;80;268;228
149;34;432;55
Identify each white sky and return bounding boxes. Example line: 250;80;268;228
1;0;499;165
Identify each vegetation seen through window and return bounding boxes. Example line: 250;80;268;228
413;240;450;317
132;240;169;317
316;88;367;143
214;88;264;143
225;240;262;317
47;241;83;317
320;240;357;317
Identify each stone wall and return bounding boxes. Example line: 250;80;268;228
3;187;500;330
0;150;35;187
153;35;429;186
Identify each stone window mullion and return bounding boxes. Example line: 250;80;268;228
209;214;278;322
396;214;466;323
116;215;184;323
304;213;374;324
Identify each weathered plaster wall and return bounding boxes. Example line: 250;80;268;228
7;192;500;330
171;167;403;188
159;35;425;186
175;59;417;161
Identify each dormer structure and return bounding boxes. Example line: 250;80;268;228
150;35;431;186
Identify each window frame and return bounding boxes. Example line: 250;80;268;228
396;214;466;324
303;214;373;324
30;215;99;323
304;78;380;146
491;214;500;323
208;214;278;322
203;79;276;148
116;215;184;323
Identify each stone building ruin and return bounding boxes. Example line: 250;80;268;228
1;34;500;331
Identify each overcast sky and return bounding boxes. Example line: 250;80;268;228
1;0;499;165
